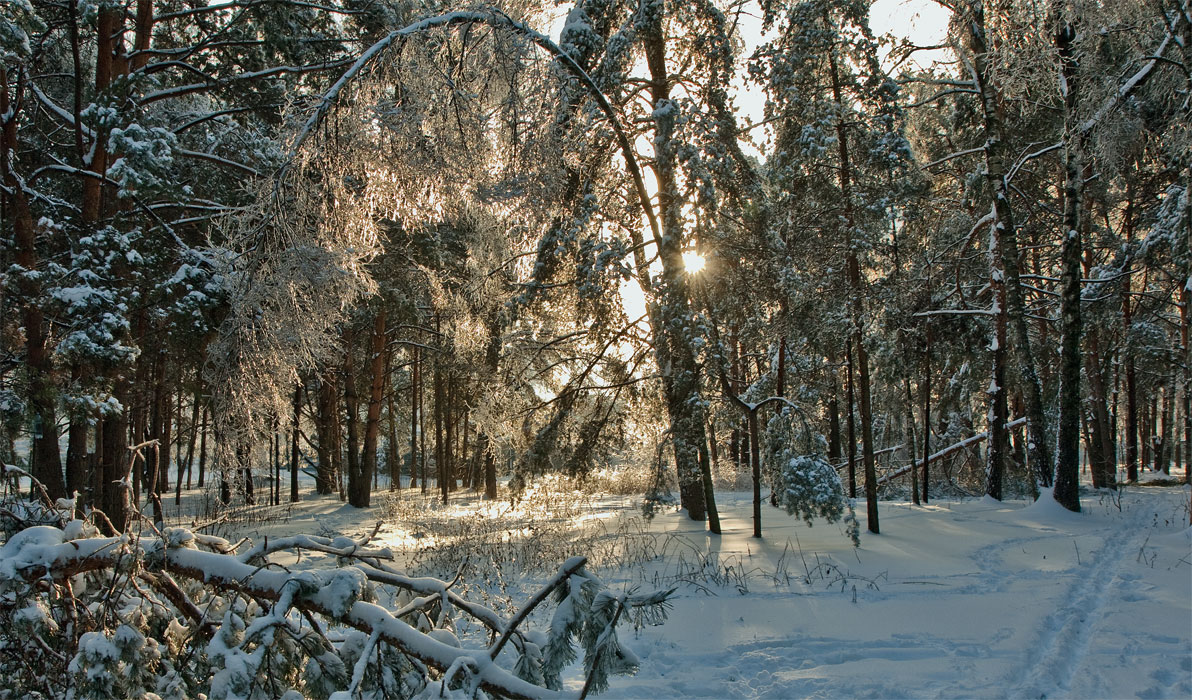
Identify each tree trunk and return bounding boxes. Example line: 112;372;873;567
747;408;762;538
921;326;932;504
387;359;399;491
290;382;302;502
829;48;877;534
99;383;130;532
987;263;1009;501
1053;16;1083;511
316;373;337;494
355;310;388;508
435;350;446;504
1;68;65;501
641;13;713;527
846;344;857;499
1181;282;1190;488
828;355;842;466
343;327;362;505
967;0;1054;490
410;347;420;491
197;401;208;489
906;378;919;505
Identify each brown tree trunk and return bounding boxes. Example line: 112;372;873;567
828;353;842;466
100;383;130;532
1;68;65;500
1053;16;1083;511
434;338;446;503
355;310;388;508
829;48;878;533
906;378;920;505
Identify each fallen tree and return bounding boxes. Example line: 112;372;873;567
0;479;671;699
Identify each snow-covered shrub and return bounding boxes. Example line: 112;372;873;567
764;410;859;546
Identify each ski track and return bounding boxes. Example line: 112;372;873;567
1007;501;1150;699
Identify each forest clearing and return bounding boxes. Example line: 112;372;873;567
2;0;1190;696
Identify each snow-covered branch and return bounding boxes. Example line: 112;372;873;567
0;520;670;699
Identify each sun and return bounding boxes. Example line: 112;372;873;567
682;251;706;274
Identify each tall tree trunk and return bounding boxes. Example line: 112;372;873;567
828;352;842;466
906;378;920;505
846;344;857;499
316;373;337;494
480;313;502;499
1053;15;1083;511
829;48;878;534
987;258;1009;501
387;360;399;491
197;401;208;489
967;0;1053;489
921;329;932;504
355;310;388;508
410;347;420;491
1160;376;1174;475
175;390;185;504
1181;282;1190;489
641;11;715;528
100;383;130;532
1;68;65;500
434;349;446;504
66;365;88;499
343;327;362;506
290;382;302;502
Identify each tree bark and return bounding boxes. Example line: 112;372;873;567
921;326;932;504
355;310;388;508
290;382;302;502
1;67;66;501
829;48;878;534
316;372;337;495
987;259;1009;501
966;0;1054;489
410;347;420;491
1053;15;1083;512
343;326;362;505
641;10;715;527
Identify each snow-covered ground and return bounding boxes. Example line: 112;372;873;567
199;474;1192;700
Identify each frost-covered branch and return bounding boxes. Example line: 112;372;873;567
0;520;669;699
289;9;663;246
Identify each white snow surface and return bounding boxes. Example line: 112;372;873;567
578;491;1189;700
197;474;1192;700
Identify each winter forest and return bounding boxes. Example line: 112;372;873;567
1;0;1190;696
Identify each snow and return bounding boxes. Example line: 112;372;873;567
583;487;1192;699
173;473;1190;700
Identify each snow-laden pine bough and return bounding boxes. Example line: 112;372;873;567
0;483;673;699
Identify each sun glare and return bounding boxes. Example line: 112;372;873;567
682;251;706;274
